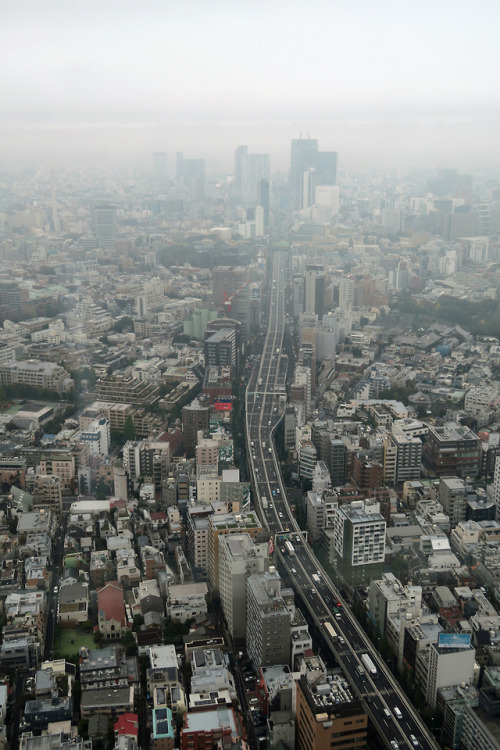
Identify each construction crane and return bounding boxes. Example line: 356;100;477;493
223;282;248;313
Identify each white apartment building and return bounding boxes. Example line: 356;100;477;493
426;636;476;708
338;277;354;311
80;417;110;456
218;533;268;640
196;475;221;504
333;500;386;567
298;441;317;480
246;569;291;670
383;432;422;485
306;490;337;542
0;360;73;394
368;572;423;635
167;582;208;623
187;510;211;581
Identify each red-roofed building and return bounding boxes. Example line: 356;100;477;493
110;498;127;510
97;581;128;640
115;712;139;738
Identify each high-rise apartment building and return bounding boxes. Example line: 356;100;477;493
208;511;263;590
383;432;422;485
333;500;386;567
439;477;468;526
219;533;269;641
246;569;291;669
181;398;211;458
426;634;475;708
203;328;237;372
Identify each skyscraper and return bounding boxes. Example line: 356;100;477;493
152;152;168;186
304;267;326;318
290;138;318;210
234;145;270;207
176;153;205;200
94;203;117;241
290;138;337;209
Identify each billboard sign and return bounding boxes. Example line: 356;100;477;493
438;633;471;650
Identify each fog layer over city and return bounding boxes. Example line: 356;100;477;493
1;0;499;169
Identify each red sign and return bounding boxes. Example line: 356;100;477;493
214;400;232;411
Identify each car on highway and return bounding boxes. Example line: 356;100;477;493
390;742;399;750
410;736;419;747
291;568;297;574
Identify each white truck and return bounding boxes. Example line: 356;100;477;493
361;653;377;677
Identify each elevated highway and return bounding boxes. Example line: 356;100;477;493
245;250;439;750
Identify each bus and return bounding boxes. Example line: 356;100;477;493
261;497;268;509
285;541;295;556
361;653;378;676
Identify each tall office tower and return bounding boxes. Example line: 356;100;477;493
304;268;325;318
290;139;318;209
234;145;247;196
94;203;117;241
257;179;270;227
455;173;473;203
235;146;270;207
181;398;211;458
254;206;264;237
246;569;291;669
302;168;317;209
291;365;312;419
437;168;458;196
338;276;354;311
315;149;337;184
290;138;337;209
292;277;305;317
152;152;168;186
313;185;339;223
176;153;205;200
50;170;59;234
218;533;269;641
493;456;500;515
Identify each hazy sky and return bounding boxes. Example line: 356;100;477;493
2;0;500;170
